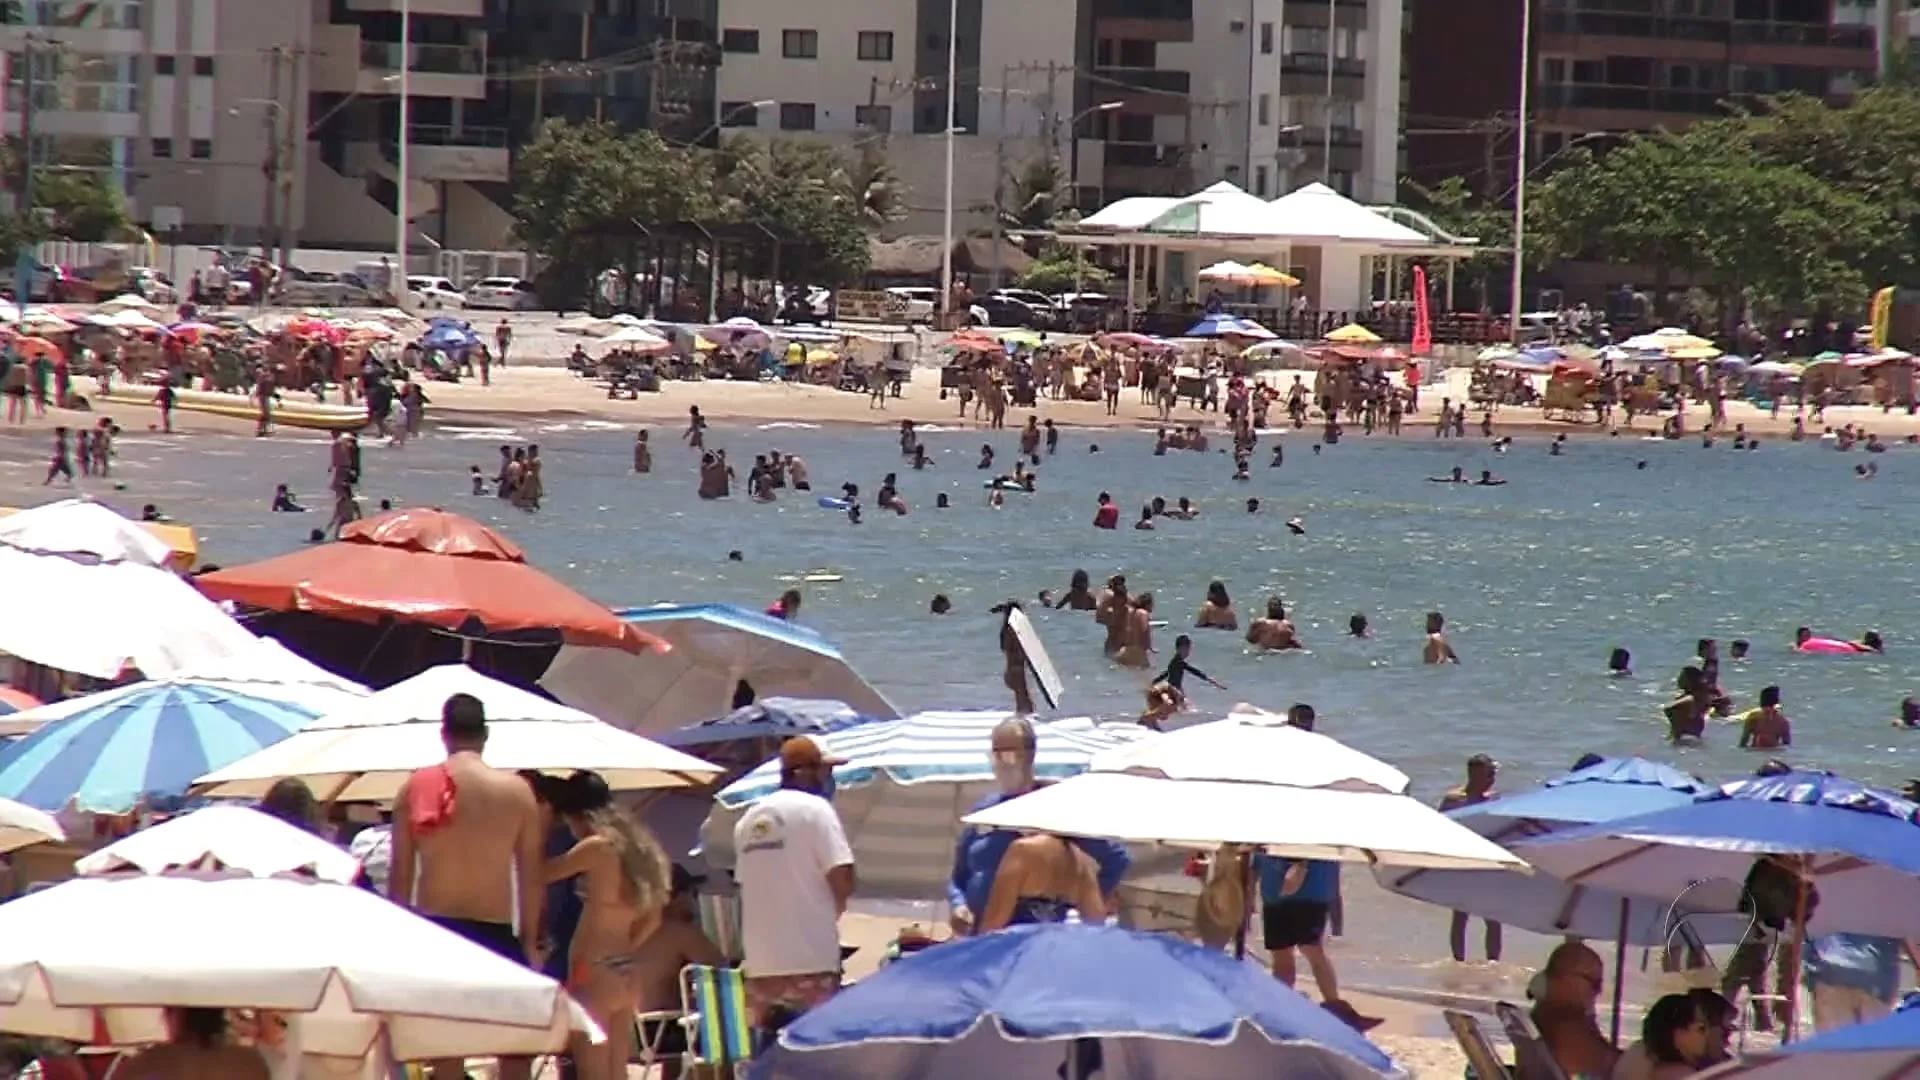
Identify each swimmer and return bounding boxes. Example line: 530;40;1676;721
1093;492;1119;530
876;472;908;515
930;594;952;615
1140;682;1181;730
750;470;777;503
1045;418;1059;455
1134;504;1155;530
1475;470;1507;486
1053;570;1098;611
1097;576;1131;657
1113;593;1156;668
1089;442;1100;453
1636;460;1648;470
1270;443;1284;467
1231;455;1250;481
1246;497;1260;513
305;527;326;543
1429;466;1468;484
469;466;488;496
1423;611;1459;664
1665;665;1710;743
1245;597;1301;651
271;484;306;512
1195;581;1238;630
1856;630;1886;654
788;454;811;490
935;492;951;509
1166;496;1199;520
1737;685;1791;750
1608;647;1632;677
847;503;863;525
1157;634;1227;697
988;490;1004;508
633;430;652;473
1348;613;1370;639
977;444;995;470
1286;517;1306;535
727;550;744;562
141;503;169;522
1730;639;1749;661
912;444;932;470
1898;697;1920;729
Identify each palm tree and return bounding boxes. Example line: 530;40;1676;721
999;157;1067;235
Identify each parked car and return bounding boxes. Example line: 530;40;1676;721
994;288;1055;311
129;267;178;304
883;286;937;323
973;295;1051;329
280;270;374;307
463;277;540;312
407;276;463;309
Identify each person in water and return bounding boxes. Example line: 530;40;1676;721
1609;647;1632;677
1195;581;1238;629
1113;594;1156;668
1348;613;1370;638
1429;466;1468;484
1737;686;1791;750
1424;612;1459;664
1052;569;1097;611
271;484;306;512
1475;469;1506;486
1897;697;1920;729
995;601;1036;715
1246;598;1301;651
1156;634;1227;704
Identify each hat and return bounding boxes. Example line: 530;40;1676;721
779;735;846;770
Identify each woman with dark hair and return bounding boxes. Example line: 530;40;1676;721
545;770;672;1080
257;777;319;834
1195;581;1237;630
1642;993;1710;1079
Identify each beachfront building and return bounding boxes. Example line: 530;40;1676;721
1062;179;1477;334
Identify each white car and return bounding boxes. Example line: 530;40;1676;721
407;276;463;309
884;286;937;323
464;277;541;312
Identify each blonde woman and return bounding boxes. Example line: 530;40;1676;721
545;772;671;1080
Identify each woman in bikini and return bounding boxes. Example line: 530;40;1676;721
976;833;1106;932
545;772;672;1080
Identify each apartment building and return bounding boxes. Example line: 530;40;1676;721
1405;0;1890;196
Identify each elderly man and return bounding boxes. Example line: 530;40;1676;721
1531;941;1619;1079
946;717;1130;935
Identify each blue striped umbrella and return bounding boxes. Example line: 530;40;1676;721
0;682;319;812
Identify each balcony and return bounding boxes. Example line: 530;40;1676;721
358;41;486;99
1536;83;1727;117
1280;53;1365;77
377;124;510;183
347;0;482;17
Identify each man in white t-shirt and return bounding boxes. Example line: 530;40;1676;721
733;735;855;1028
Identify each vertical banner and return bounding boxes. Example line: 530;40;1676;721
1411;264;1433;356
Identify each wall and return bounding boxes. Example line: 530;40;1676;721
714;0;918;135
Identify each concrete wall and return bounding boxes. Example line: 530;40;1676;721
713;0;919;135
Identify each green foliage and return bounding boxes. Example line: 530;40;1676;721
1018;244;1110;295
33;171;133;242
512;120;890;307
999;158;1066;235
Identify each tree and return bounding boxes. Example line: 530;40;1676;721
33;171;132;242
1017;244;1110;295
998;157;1066;236
1402;176;1517;311
833;141;907;231
710;137;872;285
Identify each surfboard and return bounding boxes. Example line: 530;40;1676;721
1006;606;1063;710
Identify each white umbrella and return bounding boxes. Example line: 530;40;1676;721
75;805;361;882
596;326;671;352
0;797;62;853
17;313;75;334
962;772;1526;870
0;498;174;566
103;293;159;310
0;873;598;1060
193;663;722;801
1196;260;1256;283
1091;709;1410;793
105;308;165;331
0;546;258;679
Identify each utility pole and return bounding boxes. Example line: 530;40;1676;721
15;33;45;305
260;46;284;258
277;46;304;271
990;64;1010;289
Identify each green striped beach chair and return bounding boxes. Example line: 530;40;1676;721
678;964;754;1078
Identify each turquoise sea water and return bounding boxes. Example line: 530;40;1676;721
15;416;1916;998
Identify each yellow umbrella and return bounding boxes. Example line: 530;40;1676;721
1669;344;1722;360
805;348;838;366
1244;263;1301;287
1325;323;1382;344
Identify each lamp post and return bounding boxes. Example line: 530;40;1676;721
395;0;412;309
938;0;958;320
1507;0;1534;342
1064;100;1121;212
1321;0;1335;185
691;98;774;148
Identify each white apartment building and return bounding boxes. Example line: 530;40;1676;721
712;0;1079;237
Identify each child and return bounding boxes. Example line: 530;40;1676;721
75;429;92;477
469;465;488;496
91;420;114;476
43;426;72;485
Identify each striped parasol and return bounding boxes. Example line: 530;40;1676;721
0;682;318;812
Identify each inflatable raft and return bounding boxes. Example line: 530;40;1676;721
93;387;369;433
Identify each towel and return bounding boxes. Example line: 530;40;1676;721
407;763;457;836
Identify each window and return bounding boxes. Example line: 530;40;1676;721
778;102;816;130
857;30;893;61
1257;93;1270;125
189;138;212;159
854;103;892;130
719;100;761;127
1254;164;1270;196
150;137;172;158
154;54;175;76
1541;57;1567;82
721;28;759;53
1291;26;1327;54
192;55;213;76
782;29;818;58
1259;22;1273;54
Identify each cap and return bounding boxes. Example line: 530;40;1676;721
779;736;846;770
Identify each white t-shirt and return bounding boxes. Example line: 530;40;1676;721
733;788;853;978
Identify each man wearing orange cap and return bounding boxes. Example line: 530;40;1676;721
734;735;855;1029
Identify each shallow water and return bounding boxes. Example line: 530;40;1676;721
11;418;1915;999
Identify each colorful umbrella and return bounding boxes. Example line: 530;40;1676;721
192;508;666;654
1325;323;1382;344
10;336;61;361
0;688;39;716
0;682;319;812
1243;262;1301;286
1186;314;1276;339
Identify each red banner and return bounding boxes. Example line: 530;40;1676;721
1411;265;1432;356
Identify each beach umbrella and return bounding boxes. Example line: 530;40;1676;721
777;326;844;344
753;921;1403;1080
0;497;175;567
0;873;598;1060
105;308;164;331
0;546;258;679
1477;344;1518;361
1096;331;1169;350
1517;771;1920;942
102;293;158;309
595;325;671;352
1325;322;1382;344
75;805;361;882
1243;262;1300;286
1696;997;1920;1079
1620;328;1713;353
421;321;480;351
16;314;74;335
700;711;1150;898
0;797;60;853
1186;314;1277;339
10;334;62;360
995;328;1044;349
0;688;39;716
1749;360;1804;376
654;697;886;750
0;682;319;812
1196;259;1260;285
1093;708;1410;793
192;507;665;654
541;603;898;737
164;319;221;338
193;663;722;802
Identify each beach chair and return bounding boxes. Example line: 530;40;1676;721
1494;1001;1570;1080
1442;1009;1511;1080
633;1004;686;1074
678;963;754;1079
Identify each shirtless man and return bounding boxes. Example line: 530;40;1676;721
1245;597;1301;650
391;694;545;1080
1438;755;1503;962
633;430;652;473
1738;685;1792;750
1096;576;1130;657
1532;942;1620;1079
1423;611;1460;664
632;867;724;1079
1114;593;1155;668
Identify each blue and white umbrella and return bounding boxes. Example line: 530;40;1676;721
541;603;898;737
1186;314;1277;340
700;710;1151;899
656;697;884;749
750;921;1403;1080
0;682;319;812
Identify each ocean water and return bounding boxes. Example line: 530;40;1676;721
16;418;1917;1001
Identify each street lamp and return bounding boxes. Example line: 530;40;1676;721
1065;101;1121;212
939;0;958;318
692;99;775;147
230;99;285;262
395;0;412;310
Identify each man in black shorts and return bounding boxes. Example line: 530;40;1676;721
1255;853;1354;1015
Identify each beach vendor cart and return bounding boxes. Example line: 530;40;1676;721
1542;362;1603;422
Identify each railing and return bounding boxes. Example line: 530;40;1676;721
358;41;484;75
1541;10;1876;49
1536;83;1726;113
1730;21;1874;48
1092;67;1191;94
1092;0;1193;19
377;124;511;164
1280;53;1367;77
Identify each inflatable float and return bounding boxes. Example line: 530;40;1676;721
817;497;852;511
985;479;1033;491
94;387;368;433
1796;637;1867;654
